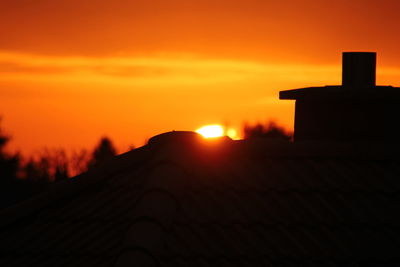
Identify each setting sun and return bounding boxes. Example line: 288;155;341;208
195;125;239;139
196;125;224;138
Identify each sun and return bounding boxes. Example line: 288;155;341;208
196;124;240;139
196;125;224;138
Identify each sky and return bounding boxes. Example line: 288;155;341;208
1;0;400;154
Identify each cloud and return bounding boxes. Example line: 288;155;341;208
0;62;72;75
1;51;399;89
0;51;339;83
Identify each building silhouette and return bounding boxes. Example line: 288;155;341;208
0;52;399;267
281;52;400;145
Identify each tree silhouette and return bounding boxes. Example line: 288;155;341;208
243;121;292;141
87;137;117;169
22;158;51;183
0;119;19;182
0;119;120;208
39;149;69;181
0;119;25;208
69;149;90;176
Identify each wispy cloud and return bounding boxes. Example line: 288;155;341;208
1;51;399;90
0;51;343;85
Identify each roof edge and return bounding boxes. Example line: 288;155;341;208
279;85;397;100
0;145;153;228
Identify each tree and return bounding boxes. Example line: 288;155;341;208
0;119;26;208
243;121;292;141
0;119;19;182
22;157;51;183
69;149;90;176
21;149;70;182
87;137;117;169
41;149;69;181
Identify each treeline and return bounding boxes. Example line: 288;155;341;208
0;120;119;208
243;121;292;141
21;137;118;182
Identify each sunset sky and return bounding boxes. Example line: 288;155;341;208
1;0;400;154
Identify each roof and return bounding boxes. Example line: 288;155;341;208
1;131;400;267
279;86;400;100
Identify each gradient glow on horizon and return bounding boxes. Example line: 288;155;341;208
1;0;400;154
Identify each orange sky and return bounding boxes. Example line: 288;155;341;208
1;0;400;154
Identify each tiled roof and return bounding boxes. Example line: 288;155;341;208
1;132;400;267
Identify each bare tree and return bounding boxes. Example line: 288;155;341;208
70;149;90;176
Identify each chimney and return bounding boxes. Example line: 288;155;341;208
342;52;376;87
280;52;400;144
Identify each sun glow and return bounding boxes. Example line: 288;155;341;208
196;124;239;139
196;125;224;138
226;128;238;139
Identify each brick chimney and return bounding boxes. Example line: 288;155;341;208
280;52;400;144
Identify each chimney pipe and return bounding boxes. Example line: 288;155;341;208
342;52;376;87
